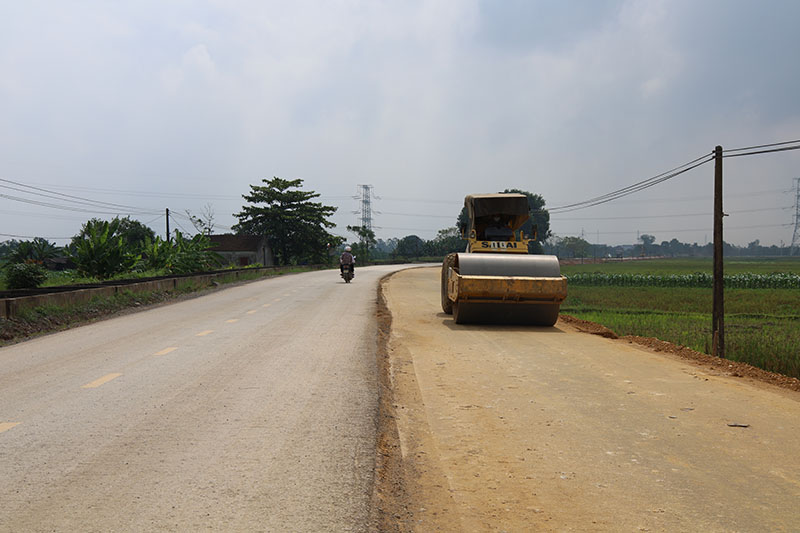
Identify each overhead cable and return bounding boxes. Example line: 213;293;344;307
0;232;70;240
545;153;715;214
559;222;791;237
722;139;800;153
0;193;156;216
381;211;453;218
552;205;792;221
168;213;193;235
722;144;800;158
0;178;162;213
541;139;798;215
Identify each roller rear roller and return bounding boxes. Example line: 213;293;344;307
453;301;560;326
444;253;566;327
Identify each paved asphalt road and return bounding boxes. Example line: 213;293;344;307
0;265;412;532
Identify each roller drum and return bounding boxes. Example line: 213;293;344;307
451;253;563;326
456;253;561;278
453;301;560;326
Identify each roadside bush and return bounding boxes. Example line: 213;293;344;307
4;262;48;289
139;236;173;271
69;220;140;279
167;232;224;274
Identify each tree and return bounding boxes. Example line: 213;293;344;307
72;217;155;251
425;227;466;257
372;238;398;259
233;177;340;265
6;237;60;265
639;234;656;256
559;236;591;258
186;203;216;236
347;225;377;263
393;235;426;259
0;239;21;261
69;220;140;279
456;189;551;253
504;188;551;253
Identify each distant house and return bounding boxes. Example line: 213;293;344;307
45;256;76;271
209;234;274;267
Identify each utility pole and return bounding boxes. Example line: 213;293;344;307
166;208;170;243
712;146;725;357
790;178;800;256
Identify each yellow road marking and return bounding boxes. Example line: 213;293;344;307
0;422;20;434
82;373;122;389
154;347;178;356
226;319;239;323
196;330;214;337
246;310;257;315
273;298;282;302
262;303;271;308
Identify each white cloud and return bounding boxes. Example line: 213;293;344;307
0;0;798;245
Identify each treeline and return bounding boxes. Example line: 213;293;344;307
543;234;797;259
351;228;465;262
0;217;222;289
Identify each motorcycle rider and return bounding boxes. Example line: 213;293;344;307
340;246;355;278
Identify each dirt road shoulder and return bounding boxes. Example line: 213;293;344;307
374;267;800;532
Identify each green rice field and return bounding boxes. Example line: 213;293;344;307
560;257;800;379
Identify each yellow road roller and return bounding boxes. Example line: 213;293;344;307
441;193;567;325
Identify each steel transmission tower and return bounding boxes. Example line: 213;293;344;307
791;178;800;256
357;184;374;233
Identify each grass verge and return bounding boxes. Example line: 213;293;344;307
563;285;800;379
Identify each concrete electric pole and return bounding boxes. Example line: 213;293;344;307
790;178;800;256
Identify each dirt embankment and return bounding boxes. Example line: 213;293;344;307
559;314;800;393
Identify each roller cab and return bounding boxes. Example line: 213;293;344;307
441;194;567;326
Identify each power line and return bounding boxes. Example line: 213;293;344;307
723;145;800;158
168;212;192;235
20;181;247;201
546;152;715;213
0;232;73;240
552;206;791;221
0;208;103;222
142;214;164;226
377;226;439;232
723;139;800;153
559;223;791;237
0;178;162;213
555;188;788;207
543;139;799;215
381;211;454;219
380;197;461;205
0;192;157;216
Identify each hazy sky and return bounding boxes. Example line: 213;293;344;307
2;0;799;247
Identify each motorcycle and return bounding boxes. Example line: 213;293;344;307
341;267;354;283
340;256;355;283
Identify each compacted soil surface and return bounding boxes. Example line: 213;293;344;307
374;267;800;532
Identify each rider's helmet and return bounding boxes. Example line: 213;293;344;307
345;246;352;252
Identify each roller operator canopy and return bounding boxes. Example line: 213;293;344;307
464;193;530;231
